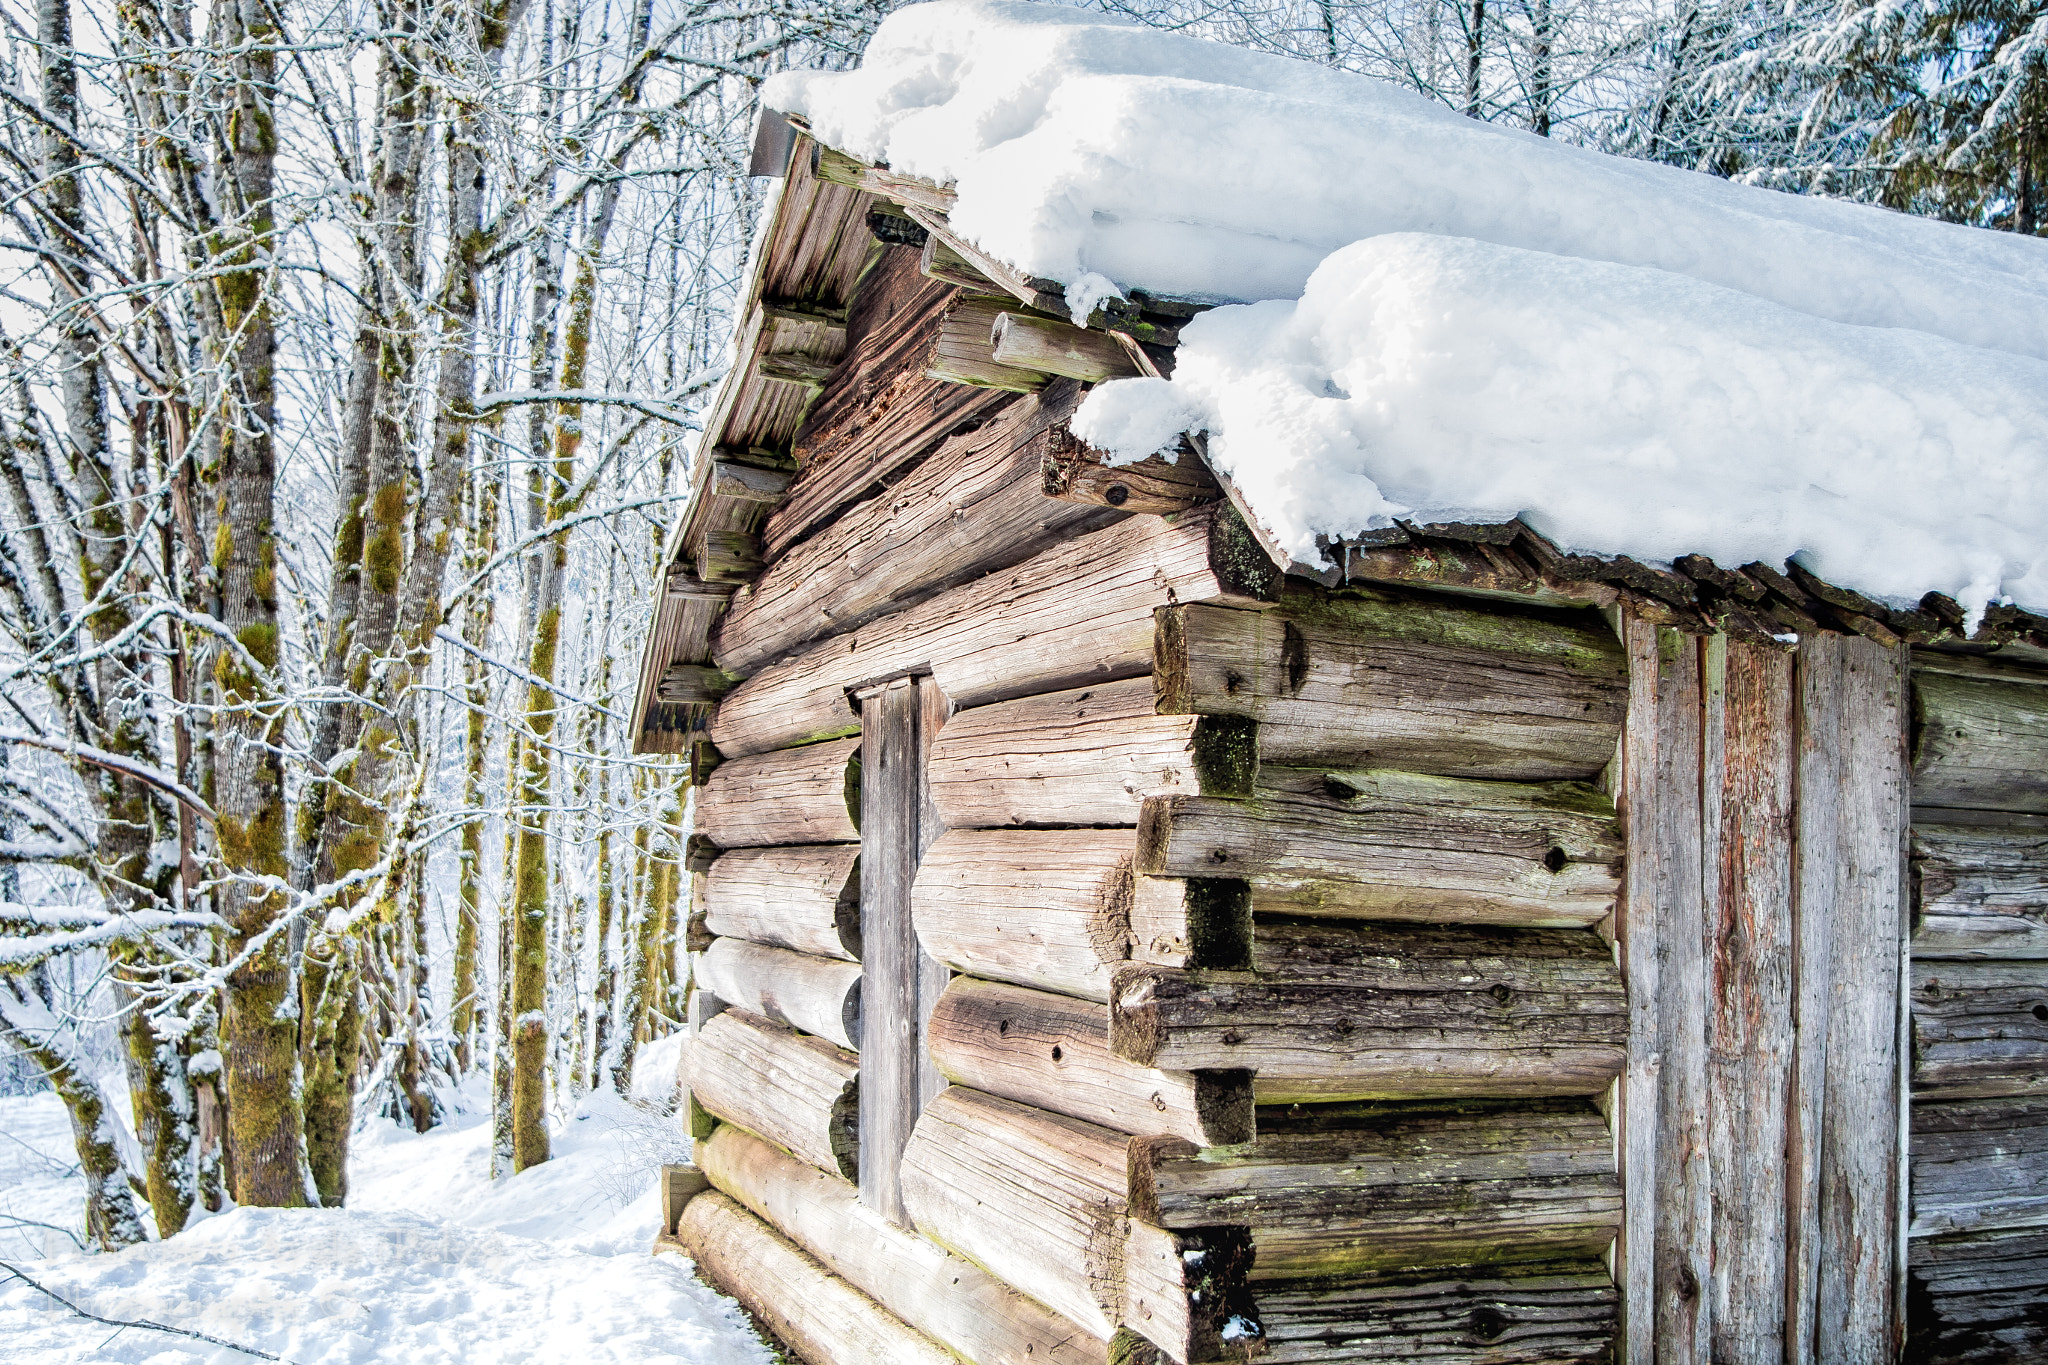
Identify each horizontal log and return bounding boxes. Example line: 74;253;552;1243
900;1086;1253;1361
709;458;794;503
688;1007;858;1181
1138;768;1622;929
1040;438;1221;515
703;843;861;961
921;231;1000;291
1910;1097;2048;1238
678;1192;957;1365
1906;1227;2048;1363
1137;1101;1621;1280
699;1125;1111;1365
696;938;862;1052
928;976;1254;1147
700;527;764;580
929;678;1256;829
1252;1261;1619;1363
913;827;1137;1002
1913;670;2048;813
1110;921;1626;1101
1913;821;2048;958
1156;591;1626;781
710;506;1277;758
655;663;735;705
1122;1221;1259;1365
714;381;1115;677
992;312;1141;384
696;737;859;848
758;352;839;388
1131;875;1253;973
1913;961;2048;1100
929;295;1050;391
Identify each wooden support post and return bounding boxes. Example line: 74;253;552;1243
660;1163;709;1236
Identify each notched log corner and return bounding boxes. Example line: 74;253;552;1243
1042;426;1222;516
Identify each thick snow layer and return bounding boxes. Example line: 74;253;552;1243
0;1060;767;1364
1071;235;2048;614
764;0;2048;362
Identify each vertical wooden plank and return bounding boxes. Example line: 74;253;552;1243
1705;637;1796;1358
1793;633;1908;1363
916;679;952;1109
860;677;923;1224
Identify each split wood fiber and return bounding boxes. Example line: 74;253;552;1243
1912;819;2048;958
1910;1097;2048;1238
928;677;1256;829
678;1192;957;1365
1905;1227;2048;1362
1155;589;1626;781
914;827;1139;1002
702;843;861;961
695;937;862;1053
927;976;1254;1147
698;1125;1110;1365
713;380;1114;676
1911;960;2048;1099
688;1008;857;1181
1251;1261;1619;1364
696;736;859;847
1913;669;2048;813
1138;768;1621;928
1109;920;1626;1101
711;505;1277;758
1140;1101;1621;1281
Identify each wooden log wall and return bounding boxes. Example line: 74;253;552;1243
1904;657;2048;1362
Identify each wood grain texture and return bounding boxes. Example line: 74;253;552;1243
859;677;923;1225
1913;670;2048;813
913;827;1137;1002
1141;1101;1621;1281
1109;920;1625;1101
698;1124;1111;1365
710;505;1275;758
695;937;863;1052
992;311;1142;383
702;843;861;961
1913;821;2048;959
1912;960;2048;1099
714;380;1113;676
696;737;859;848
1138;768;1621;929
1910;1097;2048;1238
689;1007;858;1181
1905;1227;2048;1363
1155;587;1626;781
928;975;1254;1147
927;293;1051;390
678;1191;957;1365
928;678;1255;830
1251;1262;1618;1364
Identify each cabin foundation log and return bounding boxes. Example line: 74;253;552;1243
688;1008;859;1181
702;844;861;961
697;737;861;847
695;937;863;1052
1251;1261;1619;1364
1912;670;2048;814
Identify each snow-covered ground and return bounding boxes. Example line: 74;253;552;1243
0;1038;771;1364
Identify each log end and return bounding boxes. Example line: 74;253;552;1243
1110;965;1170;1067
1190;1070;1257;1148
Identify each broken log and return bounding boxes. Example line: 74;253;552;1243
1137;768;1622;928
991;312;1141;383
1912;960;2048;1100
703;843;861;962
695;937;862;1052
929;678;1256;829
1110;920;1627;1101
1251;1262;1618;1364
688;1007;858;1181
1913;670;2048;813
1913;820;2048;958
696;737;860;848
928;975;1254;1147
1910;1097;2048;1238
1155;591;1627;781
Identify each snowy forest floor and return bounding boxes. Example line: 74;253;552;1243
0;1040;772;1364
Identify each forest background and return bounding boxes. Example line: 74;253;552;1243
0;0;2038;1250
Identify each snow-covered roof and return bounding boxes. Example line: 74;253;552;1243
763;0;2048;620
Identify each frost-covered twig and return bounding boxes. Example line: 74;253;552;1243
0;1259;288;1360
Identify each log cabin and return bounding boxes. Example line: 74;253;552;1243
634;15;2048;1363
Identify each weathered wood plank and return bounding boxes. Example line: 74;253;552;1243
710;505;1277;758
991;311;1142;383
1138;768;1622;929
702;843;861;961
1910;1097;2048;1238
913;827;1137;1002
1156;588;1626;781
928;295;1051;391
698;1125;1111;1365
696;737;859;848
1252;1262;1619;1364
928;975;1254;1147
1913;669;2048;813
928;678;1255;830
677;1191;957;1365
1140;1101;1621;1281
695;937;862;1052
1109;920;1626;1101
1913;821;2048;959
688;1007;858;1181
714;381;1115;677
1912;961;2048;1100
1792;632;1910;1357
859;676;924;1225
1905;1227;2048;1363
